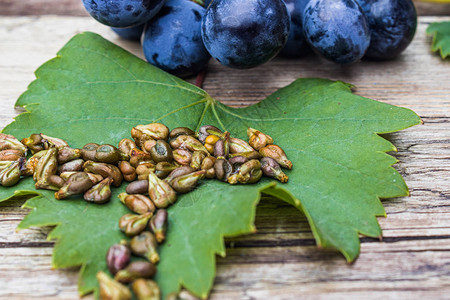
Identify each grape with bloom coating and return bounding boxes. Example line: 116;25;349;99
82;0;165;28
303;0;370;64
142;0;211;77
112;24;145;41
201;0;290;69
356;0;417;59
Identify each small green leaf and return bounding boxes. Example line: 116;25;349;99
426;21;450;59
0;32;421;298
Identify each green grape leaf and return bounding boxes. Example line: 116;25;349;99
426;21;450;59
0;32;421;298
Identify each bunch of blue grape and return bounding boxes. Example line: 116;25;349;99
82;0;417;76
82;0;211;77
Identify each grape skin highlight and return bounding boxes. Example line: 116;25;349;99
303;0;371;64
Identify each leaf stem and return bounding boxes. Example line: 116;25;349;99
194;68;207;89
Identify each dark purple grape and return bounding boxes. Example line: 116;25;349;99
279;0;311;58
82;0;165;28
303;0;370;64
201;0;290;69
142;0;211;77
112;24;145;41
356;0;417;60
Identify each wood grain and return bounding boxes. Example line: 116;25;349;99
0;15;449;299
0;0;449;16
0;0;88;16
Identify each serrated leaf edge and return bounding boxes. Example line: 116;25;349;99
426;21;450;59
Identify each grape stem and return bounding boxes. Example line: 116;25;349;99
195;68;207;89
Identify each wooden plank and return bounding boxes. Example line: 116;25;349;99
414;1;450;15
0;242;449;299
0;248;82;299
0;15;449;299
0;0;88;16
0;0;449;16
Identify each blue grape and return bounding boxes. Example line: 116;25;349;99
303;0;370;64
279;0;311;58
112;24;145;41
356;0;417;60
142;0;211;77
201;0;290;69
82;0;165;28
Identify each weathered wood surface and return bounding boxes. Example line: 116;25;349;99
0;13;449;300
0;0;450;16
